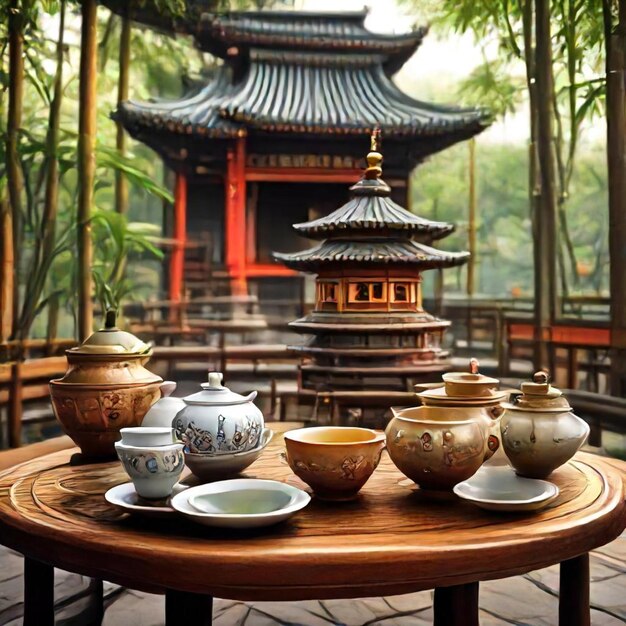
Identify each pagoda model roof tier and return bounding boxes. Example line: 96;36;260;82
275;130;469;274
274;239;469;272
116;49;489;142
293;173;454;241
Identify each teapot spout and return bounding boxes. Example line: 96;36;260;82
244;390;258;403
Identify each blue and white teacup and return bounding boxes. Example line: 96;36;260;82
115;441;184;499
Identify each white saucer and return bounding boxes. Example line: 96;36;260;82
453;466;559;513
105;482;187;519
170;478;310;528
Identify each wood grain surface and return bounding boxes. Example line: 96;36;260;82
0;428;623;602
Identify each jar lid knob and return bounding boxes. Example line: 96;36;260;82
104;308;117;330
469;358;479;375
533;370;549;384
207;372;224;388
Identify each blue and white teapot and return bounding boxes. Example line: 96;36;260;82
173;372;264;455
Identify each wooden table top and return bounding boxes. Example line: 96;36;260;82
0;433;623;602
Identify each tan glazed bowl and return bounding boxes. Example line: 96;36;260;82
284;427;385;501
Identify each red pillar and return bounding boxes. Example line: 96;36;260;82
225;136;248;296
169;172;187;311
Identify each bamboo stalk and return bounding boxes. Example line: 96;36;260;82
115;13;130;215
534;0;558;371
605;0;626;394
6;0;25;340
467;138;476;297
0;42;12;345
77;0;98;341
18;0;66;340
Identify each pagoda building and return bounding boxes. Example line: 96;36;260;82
274;131;469;394
108;6;491;300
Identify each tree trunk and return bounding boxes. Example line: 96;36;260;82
115;13;130;215
77;0;98;341
605;0;626;395
18;0;66;340
6;0;25;341
533;0;558;372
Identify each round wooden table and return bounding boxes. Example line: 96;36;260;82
0;433;623;626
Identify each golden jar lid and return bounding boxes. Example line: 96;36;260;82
503;371;571;412
417;359;507;406
68;309;151;356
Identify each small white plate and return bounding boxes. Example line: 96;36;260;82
453;466;559;513
170;479;310;528
105;482;187;519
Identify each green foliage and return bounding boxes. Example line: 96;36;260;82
91;209;163;313
457;57;525;118
413;140;608;298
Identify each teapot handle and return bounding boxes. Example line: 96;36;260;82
160;380;177;398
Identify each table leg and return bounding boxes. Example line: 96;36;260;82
559;553;590;626
165;589;213;626
24;557;54;626
434;582;479;626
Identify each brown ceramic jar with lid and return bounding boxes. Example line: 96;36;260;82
49;310;163;457
385;360;505;490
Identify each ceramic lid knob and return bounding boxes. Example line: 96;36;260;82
206;372;224;390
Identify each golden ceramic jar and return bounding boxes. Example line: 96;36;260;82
385;361;506;490
49;311;162;457
500;372;590;478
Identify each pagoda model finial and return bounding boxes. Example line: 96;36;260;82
365;126;383;180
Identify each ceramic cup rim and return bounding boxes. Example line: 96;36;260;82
115;441;183;453
284;426;385;446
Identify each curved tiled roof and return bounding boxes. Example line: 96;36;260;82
200;11;427;62
116;51;489;140
114;67;242;138
100;5;426;68
274;239;469;272
220;50;488;135
293;178;454;241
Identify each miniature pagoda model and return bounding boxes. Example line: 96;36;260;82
274;131;469;396
107;5;490;300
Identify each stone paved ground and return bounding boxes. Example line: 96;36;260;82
0;534;623;625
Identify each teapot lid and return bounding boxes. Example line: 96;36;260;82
69;309;152;356
504;371;571;412
417;359;506;405
182;372;257;406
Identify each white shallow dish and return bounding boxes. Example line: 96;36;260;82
170;478;310;528
183;428;273;480
453;466;559;512
105;482;188;519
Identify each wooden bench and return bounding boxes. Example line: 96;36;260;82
0;357;67;448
